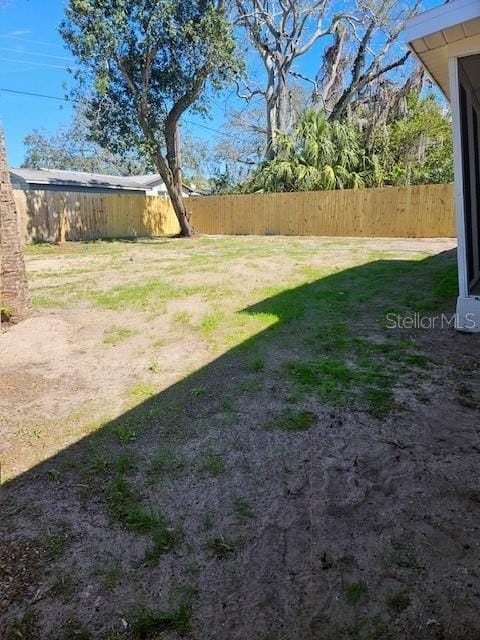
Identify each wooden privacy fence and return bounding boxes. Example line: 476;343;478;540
14;190;179;243
15;183;455;243
188;184;455;237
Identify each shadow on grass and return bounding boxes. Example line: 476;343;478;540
1;249;461;639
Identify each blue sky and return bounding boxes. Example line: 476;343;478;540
0;1;74;165
0;0;444;168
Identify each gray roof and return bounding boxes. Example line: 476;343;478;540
10;168;166;192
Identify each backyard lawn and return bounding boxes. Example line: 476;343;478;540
2;236;480;639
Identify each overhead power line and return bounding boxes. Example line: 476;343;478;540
0;86;76;102
0;57;73;70
0;46;75;62
0;33;67;49
0;86;244;142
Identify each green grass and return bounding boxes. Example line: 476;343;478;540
113;423;137;444
31;280;98;308
93;280;181;311
102;561;121;590
198;310;225;335
232;497;255;523
130;601;192;638
128;383;157;401
207;534;244;559
173;310;191;325
267;408;317;432
148;445;188;481
202;512;214;530
106;476;159;533
47;468;61;481
46;525;71;559
6;613;39;640
284;328;430;417
344;580;367;604
87;455;110;475
145;526;181;566
18;238;460;637
103;326;136;345
1;305;13;321
386;589;411;613
113;452;137;474
197;449;227;477
49;573;77;601
250;355;265;372
191;385;206;397
106;475;178;563
147;360;162;373
365;387;396;418
286;358;356;405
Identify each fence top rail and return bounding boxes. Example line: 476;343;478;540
189;182;454;200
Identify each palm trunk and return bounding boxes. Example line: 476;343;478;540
0;128;31;324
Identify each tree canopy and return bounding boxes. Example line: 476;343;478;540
246;109;382;192
61;0;242;235
243;93;453;193
15;0;453;197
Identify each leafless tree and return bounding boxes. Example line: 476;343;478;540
214;83;310;182
316;0;422;121
234;0;353;159
360;67;426;146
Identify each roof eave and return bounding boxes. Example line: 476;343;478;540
406;42;450;100
405;0;480;44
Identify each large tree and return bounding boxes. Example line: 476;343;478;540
234;0;350;159
61;0;241;237
235;0;422;161
0;128;31;324
213;83;310;185
381;92;453;186
22;109;153;176
317;0;421;122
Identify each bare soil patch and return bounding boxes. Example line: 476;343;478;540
3;236;480;640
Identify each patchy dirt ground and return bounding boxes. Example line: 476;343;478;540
2;235;480;639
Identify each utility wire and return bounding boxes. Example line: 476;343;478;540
0;33;67;49
0;86;245;142
0;46;75;62
0;86;76;102
0;57;73;70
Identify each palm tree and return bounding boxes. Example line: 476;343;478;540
0;126;31;323
246;110;383;193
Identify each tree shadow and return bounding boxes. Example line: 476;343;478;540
4;247;478;640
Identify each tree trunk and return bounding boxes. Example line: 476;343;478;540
169;185;193;237
163;120;194;237
0;128;31;324
265;61;277;161
276;69;289;136
266;98;277;161
151;150;193;238
164;121;194;237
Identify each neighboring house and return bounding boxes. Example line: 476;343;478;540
10;168;201;197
